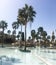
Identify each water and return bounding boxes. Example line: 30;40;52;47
0;47;56;65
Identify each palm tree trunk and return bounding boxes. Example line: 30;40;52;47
2;29;4;47
24;24;27;51
20;24;22;47
2;35;4;47
15;29;16;41
21;24;22;41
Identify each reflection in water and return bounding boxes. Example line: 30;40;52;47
0;55;21;65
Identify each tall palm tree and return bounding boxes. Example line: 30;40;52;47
17;9;24;47
17;4;36;51
12;21;19;40
0;20;8;33
12;21;19;35
0;20;8;47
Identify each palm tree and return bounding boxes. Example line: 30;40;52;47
17;9;24;47
41;31;47;47
7;30;11;39
38;27;43;44
51;31;55;46
38;27;43;35
0;20;8;33
47;35;50;46
12;21;19;29
42;31;47;41
51;31;55;42
7;30;11;35
17;34;20;40
17;4;36;51
12;21;19;40
36;32;39;42
12;21;19;35
12;30;16;42
28;36;31;42
47;35;50;41
12;30;16;36
0;20;8;47
31;30;36;41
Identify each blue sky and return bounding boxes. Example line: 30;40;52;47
0;0;56;38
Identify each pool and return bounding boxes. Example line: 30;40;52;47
0;47;56;65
